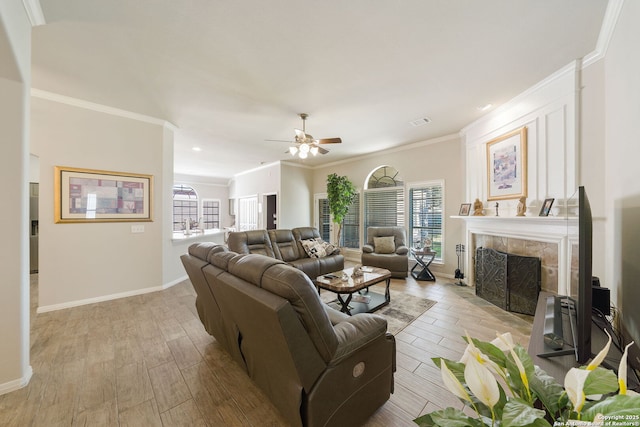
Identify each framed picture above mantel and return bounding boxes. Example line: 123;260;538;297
54;166;153;223
486;126;528;201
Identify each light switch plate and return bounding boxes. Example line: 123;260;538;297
131;225;145;233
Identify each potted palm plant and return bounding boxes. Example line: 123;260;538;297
326;173;357;246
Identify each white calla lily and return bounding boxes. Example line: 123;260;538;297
564;367;591;413
618;341;634;395
491;332;515;352
440;359;472;402
461;332;504;378
587;329;611;371
465;355;500;409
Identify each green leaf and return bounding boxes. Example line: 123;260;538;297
471;338;508;366
528;366;567;417
414;407;486;427
502;398;551;427
583;366;618;396
582;394;640;421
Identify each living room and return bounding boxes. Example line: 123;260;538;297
2;0;640;424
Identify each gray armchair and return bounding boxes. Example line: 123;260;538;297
361;226;409;278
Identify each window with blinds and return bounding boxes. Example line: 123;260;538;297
317;195;360;248
364;187;405;235
318;198;331;241
202;199;220;229
409;181;444;261
364;166;405;243
340;194;360;249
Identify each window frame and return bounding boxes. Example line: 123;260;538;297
408;179;445;263
201;198;221;230
172;184;198;231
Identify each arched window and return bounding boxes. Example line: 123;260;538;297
173;184;198;231
366;165;403;189
364;166;405;239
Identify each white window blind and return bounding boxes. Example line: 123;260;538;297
340;194;360;249
317;198;331;241
364;188;405;240
409;181;444;261
238;196;258;231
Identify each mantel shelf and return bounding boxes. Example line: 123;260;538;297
450;215;575;225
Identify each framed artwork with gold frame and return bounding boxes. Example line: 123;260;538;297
486;126;528;201
54;166;153;223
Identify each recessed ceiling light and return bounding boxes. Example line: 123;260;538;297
192;147;202;152
478;104;493;111
409;117;431;127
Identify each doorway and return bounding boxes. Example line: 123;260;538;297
265;194;277;230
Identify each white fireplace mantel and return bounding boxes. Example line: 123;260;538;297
451;215;578;295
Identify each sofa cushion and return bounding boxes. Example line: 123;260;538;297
301;238;327;258
374;236;395;254
188;242;226;260
228;230;276;258
260;263;338;362
228;253;285;286
268;229;299;262
209;251;241;270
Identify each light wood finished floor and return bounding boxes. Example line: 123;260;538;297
0;273;532;426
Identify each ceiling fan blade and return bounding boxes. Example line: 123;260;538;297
317;146;329;155
317;137;342;144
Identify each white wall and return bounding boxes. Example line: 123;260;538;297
31;96;169;311
311;134;464;277
0;0;32;394
603;0;640;353
462;62;580;215
279;163;314;228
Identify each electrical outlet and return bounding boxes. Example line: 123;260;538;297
131;225;145;233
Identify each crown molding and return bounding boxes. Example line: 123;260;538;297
22;0;45;26
583;0;625;67
30;88;178;130
312;132;461;171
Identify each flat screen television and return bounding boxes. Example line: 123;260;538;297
542;187;593;363
575;186;592;364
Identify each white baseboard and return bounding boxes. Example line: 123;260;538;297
0;366;32;396
37;276;191;314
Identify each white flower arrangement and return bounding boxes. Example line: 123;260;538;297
414;331;640;427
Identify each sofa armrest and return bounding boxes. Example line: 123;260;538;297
395;245;409;255
362;244;374;254
330;314;388;364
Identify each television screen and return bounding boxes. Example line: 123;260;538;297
576;186;593;364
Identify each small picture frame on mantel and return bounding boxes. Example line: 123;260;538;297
539;198;555;216
459;203;471;216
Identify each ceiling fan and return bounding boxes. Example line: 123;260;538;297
268;113;342;159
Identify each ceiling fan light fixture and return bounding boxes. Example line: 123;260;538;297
289;146;298;155
310;146;319;156
300;143;310;153
299;151;308;159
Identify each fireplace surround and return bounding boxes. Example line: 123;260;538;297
456;216;577;298
475;247;541;315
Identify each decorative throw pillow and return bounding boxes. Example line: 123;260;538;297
374;236;395;254
322;241;339;255
301;238;327;258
